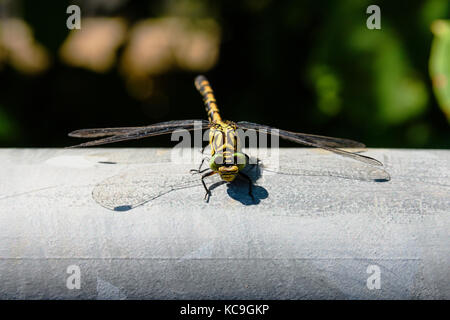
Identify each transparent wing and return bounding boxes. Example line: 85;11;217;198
68;120;210;148
237;121;382;166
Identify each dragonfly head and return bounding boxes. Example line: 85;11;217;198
210;152;247;182
218;166;239;181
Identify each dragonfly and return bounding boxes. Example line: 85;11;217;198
69;75;387;201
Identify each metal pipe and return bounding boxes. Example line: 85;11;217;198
0;148;448;299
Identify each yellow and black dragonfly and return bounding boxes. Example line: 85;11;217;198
69;75;386;201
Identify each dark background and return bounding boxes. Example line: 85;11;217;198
0;0;449;148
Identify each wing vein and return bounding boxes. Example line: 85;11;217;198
237;121;382;166
68;120;210;148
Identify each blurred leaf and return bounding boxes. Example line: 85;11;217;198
309;65;342;117
0;19;50;74
350;27;428;125
429;20;450;121
406;122;431;146
59;18;127;73
0;106;19;141
420;0;449;29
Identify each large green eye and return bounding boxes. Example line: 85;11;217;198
234;152;247;171
209;154;223;170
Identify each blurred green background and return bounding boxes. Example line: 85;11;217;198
0;0;449;148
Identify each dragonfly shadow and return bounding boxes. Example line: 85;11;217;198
114;204;134;212
265;168;391;182
98;161;117;165
93;159;268;212
108;178;203;212
262;159;391;183
226;182;268;205
192;154;268;205
92;168;204;212
227;159;268;205
201;161;268;205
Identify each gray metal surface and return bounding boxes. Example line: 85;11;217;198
0;148;448;299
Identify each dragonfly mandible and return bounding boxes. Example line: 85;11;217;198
68;75;386;201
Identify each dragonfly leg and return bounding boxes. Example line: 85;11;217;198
192;168;210;174
243;154;260;172
238;172;255;202
190;157;210;174
201;171;216;201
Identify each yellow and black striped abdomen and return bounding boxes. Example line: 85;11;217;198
195;75;222;123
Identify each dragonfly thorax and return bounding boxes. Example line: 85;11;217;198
209;120;239;154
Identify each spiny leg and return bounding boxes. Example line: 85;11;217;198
192;167;210;174
201;171;216;201
190;157;210;174
243;154;260;172
238;172;255;202
249;156;261;171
